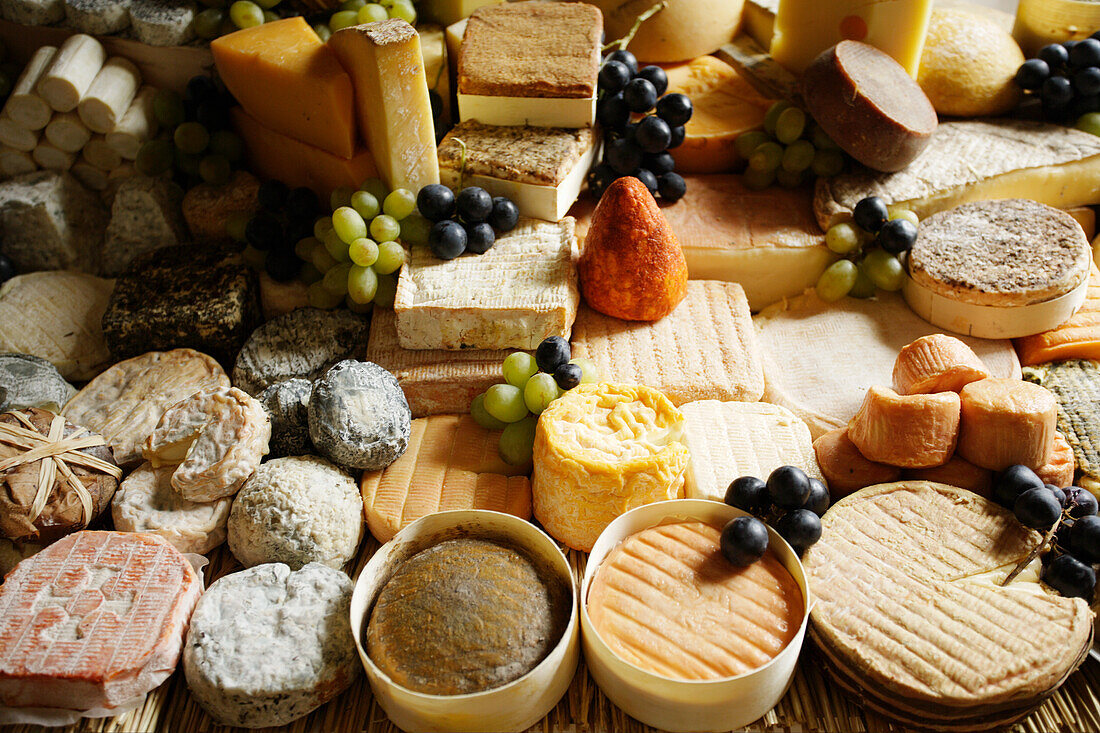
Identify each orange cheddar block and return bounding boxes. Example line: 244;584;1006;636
232;107;377;199
212;18;357;159
1015;265;1100;366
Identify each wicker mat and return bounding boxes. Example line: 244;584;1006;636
3;537;1099;733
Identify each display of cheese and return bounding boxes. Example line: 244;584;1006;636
814;119;1100;230
591;0;744;63
456;1;600;128
212;18;356;159
329;19;440;192
394;217;579;351
1015;267;1100;366
532;383;689;552
111;462;232;554
0;353;74;411
571;281;764;405
360;414;530;542
771;0;934;76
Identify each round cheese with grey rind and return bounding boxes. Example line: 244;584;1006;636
259;378;312;458
111;462;232;554
232;308;369;396
0;353;75;412
308;360;410;471
183;562;359;728
227;455;363;570
909;199;1092;307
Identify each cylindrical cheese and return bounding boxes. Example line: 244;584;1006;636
105;85;157;160
71;161;109;191
0;147;36;178
37;34;106;113
956;378;1057;471
3;46;57;131
83;135;122;171
78;57;142;134
44;112;91;153
32;141;75;171
847;386;960;469
0;117;39;152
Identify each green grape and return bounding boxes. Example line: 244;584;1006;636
774;107;806;145
763;100;791;137
300;261;323;284
887;206;919;228
175;148;202;177
262;10;278;21
243;245;266;270
329;10;359;30
330;186;354;210
825;222;862;255
324;228;351;262
349;238;379;267
811;124;841;151
199;154;231;185
225;211;250;241
815;259;858;302
358;2;387;22
810;148;844;178
378;0;395;7
502;352;538;388
313;23;332;41
781;139;815;172
734;130;770;160
134;139;173;176
153;89;184;128
229;0;263;27
499;416;537;466
370;214;400;242
332;206;367;244
523;372;558;415
388;0;415;24
373;240;405;274
314;216;333;240
471;393;507;430
484;383;528;423
742;166;775;190
1076;112;1100;137
863;249;905;291
374;273;397;308
346;295;372;314
295;237;318;261
209;130;243;163
347;264;378;304
748;141;782;172
359;177;388;201
312;242;339;273
307;280;343;309
350;190;380;220
174;121;209;155
399;212;431;246
340;0;365;10
849;261;877;299
322;262;352;295
775;167;804;189
383;188;416;220
569;357;599;384
194;8;225;38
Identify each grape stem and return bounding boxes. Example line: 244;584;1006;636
1000;513;1064;587
601;1;668;52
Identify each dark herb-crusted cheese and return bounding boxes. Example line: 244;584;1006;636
0;171;108;274
259;378;312;458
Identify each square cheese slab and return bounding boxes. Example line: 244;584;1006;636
394;217;579;351
680;400;824;501
571;280;764;405
365;307;514;417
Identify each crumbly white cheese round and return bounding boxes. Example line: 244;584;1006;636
111;461;231;554
308;360;410;470
0;352;75;412
183;563;359;728
259;378;312;458
227;456;362;570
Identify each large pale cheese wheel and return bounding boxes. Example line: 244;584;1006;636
956;378;1057;471
592;0;744;63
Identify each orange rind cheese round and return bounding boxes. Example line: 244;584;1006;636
957;378;1057;471
847;386;960;469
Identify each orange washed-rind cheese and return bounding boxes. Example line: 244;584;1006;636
1015;266;1100;366
212;18;357;159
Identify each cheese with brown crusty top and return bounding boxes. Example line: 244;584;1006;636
438;121;597;187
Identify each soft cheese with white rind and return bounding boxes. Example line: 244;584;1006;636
0;148;35;178
36;34;106;113
259;378;312;458
681;400;824;501
111;461;232;554
227;455;363;570
395;217;579;351
77;57;140;135
105;86;157;160
0;353;74;411
184;562;358;728
754;290;1021;439
32;142;75;172
3;46;57;130
0;117;38;152
44;112;90;153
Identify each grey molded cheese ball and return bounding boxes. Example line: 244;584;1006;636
183;562;359;728
259;378;312;458
308;360;410;471
0;353;75;412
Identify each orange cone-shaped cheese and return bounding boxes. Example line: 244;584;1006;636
847;386;960;468
904;454;993;497
957;378;1057;472
813;427;900;498
893;334;990;395
1036;432;1075;489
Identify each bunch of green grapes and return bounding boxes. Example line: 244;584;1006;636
194;0;284;39
733;100;847;190
314;0;416;40
471;338;599;466
816;196;919;302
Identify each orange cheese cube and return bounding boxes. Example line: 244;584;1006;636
231;107;377;199
212;18;357;159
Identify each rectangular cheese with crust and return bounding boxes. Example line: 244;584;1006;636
360;414;531;542
570;280;764;405
365;307;514;416
394;217;579;351
681;400;825;501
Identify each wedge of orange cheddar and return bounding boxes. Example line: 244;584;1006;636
231;107;377;199
212;18;357;159
1015;265;1100;367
